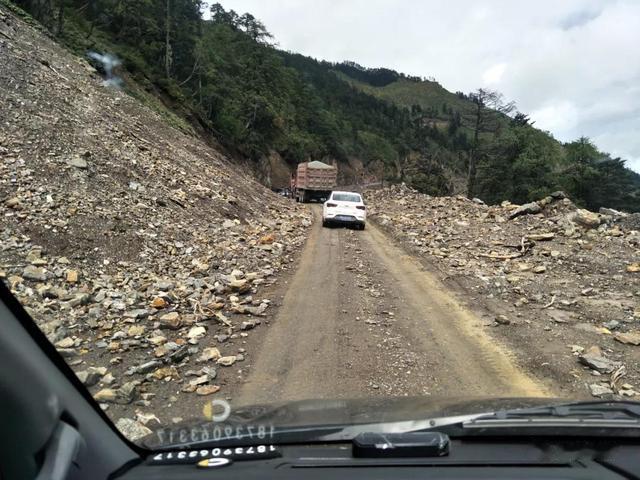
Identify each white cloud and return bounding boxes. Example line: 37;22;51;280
482;63;507;86
530;101;579;136
210;0;640;172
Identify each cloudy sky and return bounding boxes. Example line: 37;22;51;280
210;1;640;171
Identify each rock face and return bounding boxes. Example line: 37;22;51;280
366;184;640;400
0;4;312;442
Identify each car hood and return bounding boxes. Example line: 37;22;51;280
143;395;567;448
223;395;565;427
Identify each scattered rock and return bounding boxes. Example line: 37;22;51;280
5;197;21;209
614;332;640;346
66;270;79;283
599;207;626;217
187;326;206;340
168;345;189;363
229;278;250;293
159;312;182;330
152;366;179;380
151;297;168;308
136;412;161;426
189;374;210;387
508;202;542;219
589;383;614;397
579;346;622;374
22;265;47;282
94;388;117;403
156;281;174;292
217;356;237;367
571;209;600;228
55;337;75;348
603;320;620;331
67;156;88;169
124;309;149;320
76;366;107;387
196;385;221;396
115;418;152;441
197;347;221;363
240;320;256;330
126;360;161;376
526;233;555;241
127;325;146;337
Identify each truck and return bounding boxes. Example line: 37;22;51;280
291;161;338;203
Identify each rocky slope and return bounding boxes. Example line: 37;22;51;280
0;4;310;440
367;185;640;399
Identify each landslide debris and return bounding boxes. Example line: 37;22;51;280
367;184;640;399
0;4;311;435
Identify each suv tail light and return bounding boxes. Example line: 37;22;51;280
356;206;366;210
326;202;337;208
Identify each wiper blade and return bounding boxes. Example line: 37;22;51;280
471;400;640;421
462;400;640;434
403;400;640;437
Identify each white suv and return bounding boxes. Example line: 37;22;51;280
322;191;366;230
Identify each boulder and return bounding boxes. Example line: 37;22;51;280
579;346;621;374
508;202;542;220
571;209;600;228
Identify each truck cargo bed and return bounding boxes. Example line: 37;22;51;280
296;161;337;190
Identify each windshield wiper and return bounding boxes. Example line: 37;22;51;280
406;400;640;437
476;400;640;419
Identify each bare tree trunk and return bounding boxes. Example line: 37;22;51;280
56;0;64;36
178;55;200;87
164;0;172;79
466;102;482;198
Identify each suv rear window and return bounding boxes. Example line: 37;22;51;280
332;193;361;202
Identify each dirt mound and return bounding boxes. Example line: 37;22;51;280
0;4;311;434
367;184;640;399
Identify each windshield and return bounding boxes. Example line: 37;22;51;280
332;193;362;203
2;0;640;448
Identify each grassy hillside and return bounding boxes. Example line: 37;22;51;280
335;71;474;116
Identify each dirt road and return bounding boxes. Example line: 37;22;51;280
236;206;550;405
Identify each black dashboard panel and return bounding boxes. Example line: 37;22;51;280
597;446;640;479
117;440;640;480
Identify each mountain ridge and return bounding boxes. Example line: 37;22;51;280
5;0;640;211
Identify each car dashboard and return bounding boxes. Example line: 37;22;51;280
117;438;640;480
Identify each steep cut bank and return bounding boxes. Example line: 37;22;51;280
0;4;311;438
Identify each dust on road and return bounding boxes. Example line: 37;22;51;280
235;206;549;405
